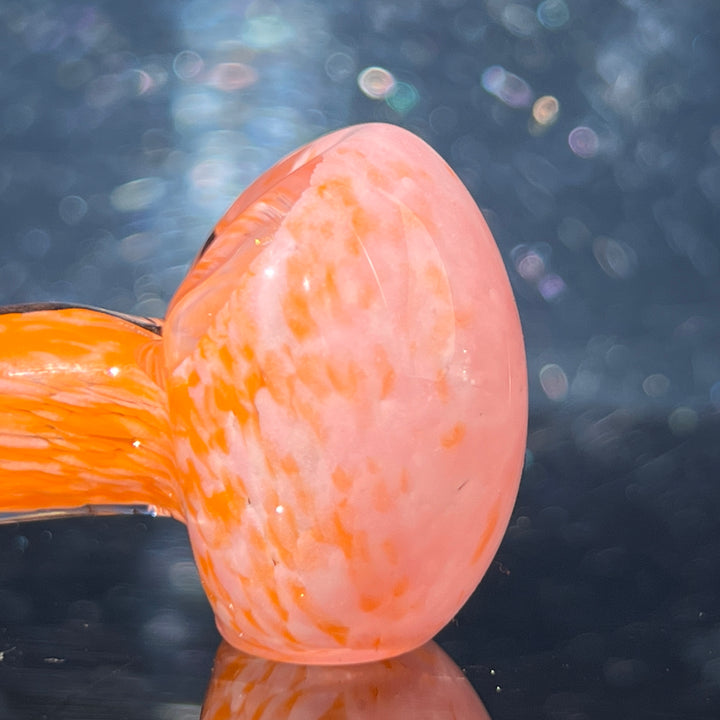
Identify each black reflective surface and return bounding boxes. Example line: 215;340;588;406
2;1;720;717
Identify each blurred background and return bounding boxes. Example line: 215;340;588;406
1;0;719;717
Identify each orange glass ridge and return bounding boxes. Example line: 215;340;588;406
0;123;527;664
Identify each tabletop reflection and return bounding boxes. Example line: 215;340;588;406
201;640;490;719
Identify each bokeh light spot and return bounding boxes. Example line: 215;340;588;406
538;273;566;301
241;15;294;50
592;236;637;279
131;70;154;96
190;158;235;191
501;4;538;38
558;216;592;251
325;52;355;82
540;363;569;401
642;373;670;398
532;95;560;126
173;91;223;130
481;65;533;108
58;195;88;225
358;66;396;99
537;0;570;30
110;177;166;212
386;81;419;114
119;232;161;264
568;126;600;158
207;62;258;92
429;105;458;135
173;50;204;80
515;247;546;280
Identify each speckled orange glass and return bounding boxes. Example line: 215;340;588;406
202;641;491;718
0;124;527;664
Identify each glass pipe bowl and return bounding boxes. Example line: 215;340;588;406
162;123;528;664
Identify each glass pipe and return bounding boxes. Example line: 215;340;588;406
0;123;527;664
201;640;491;719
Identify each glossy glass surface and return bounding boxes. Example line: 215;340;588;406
0;124;527;665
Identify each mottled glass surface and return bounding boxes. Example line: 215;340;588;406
1;0;719;717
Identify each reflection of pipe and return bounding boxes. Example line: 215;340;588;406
201;640;491;719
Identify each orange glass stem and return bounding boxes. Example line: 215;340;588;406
0;304;181;519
